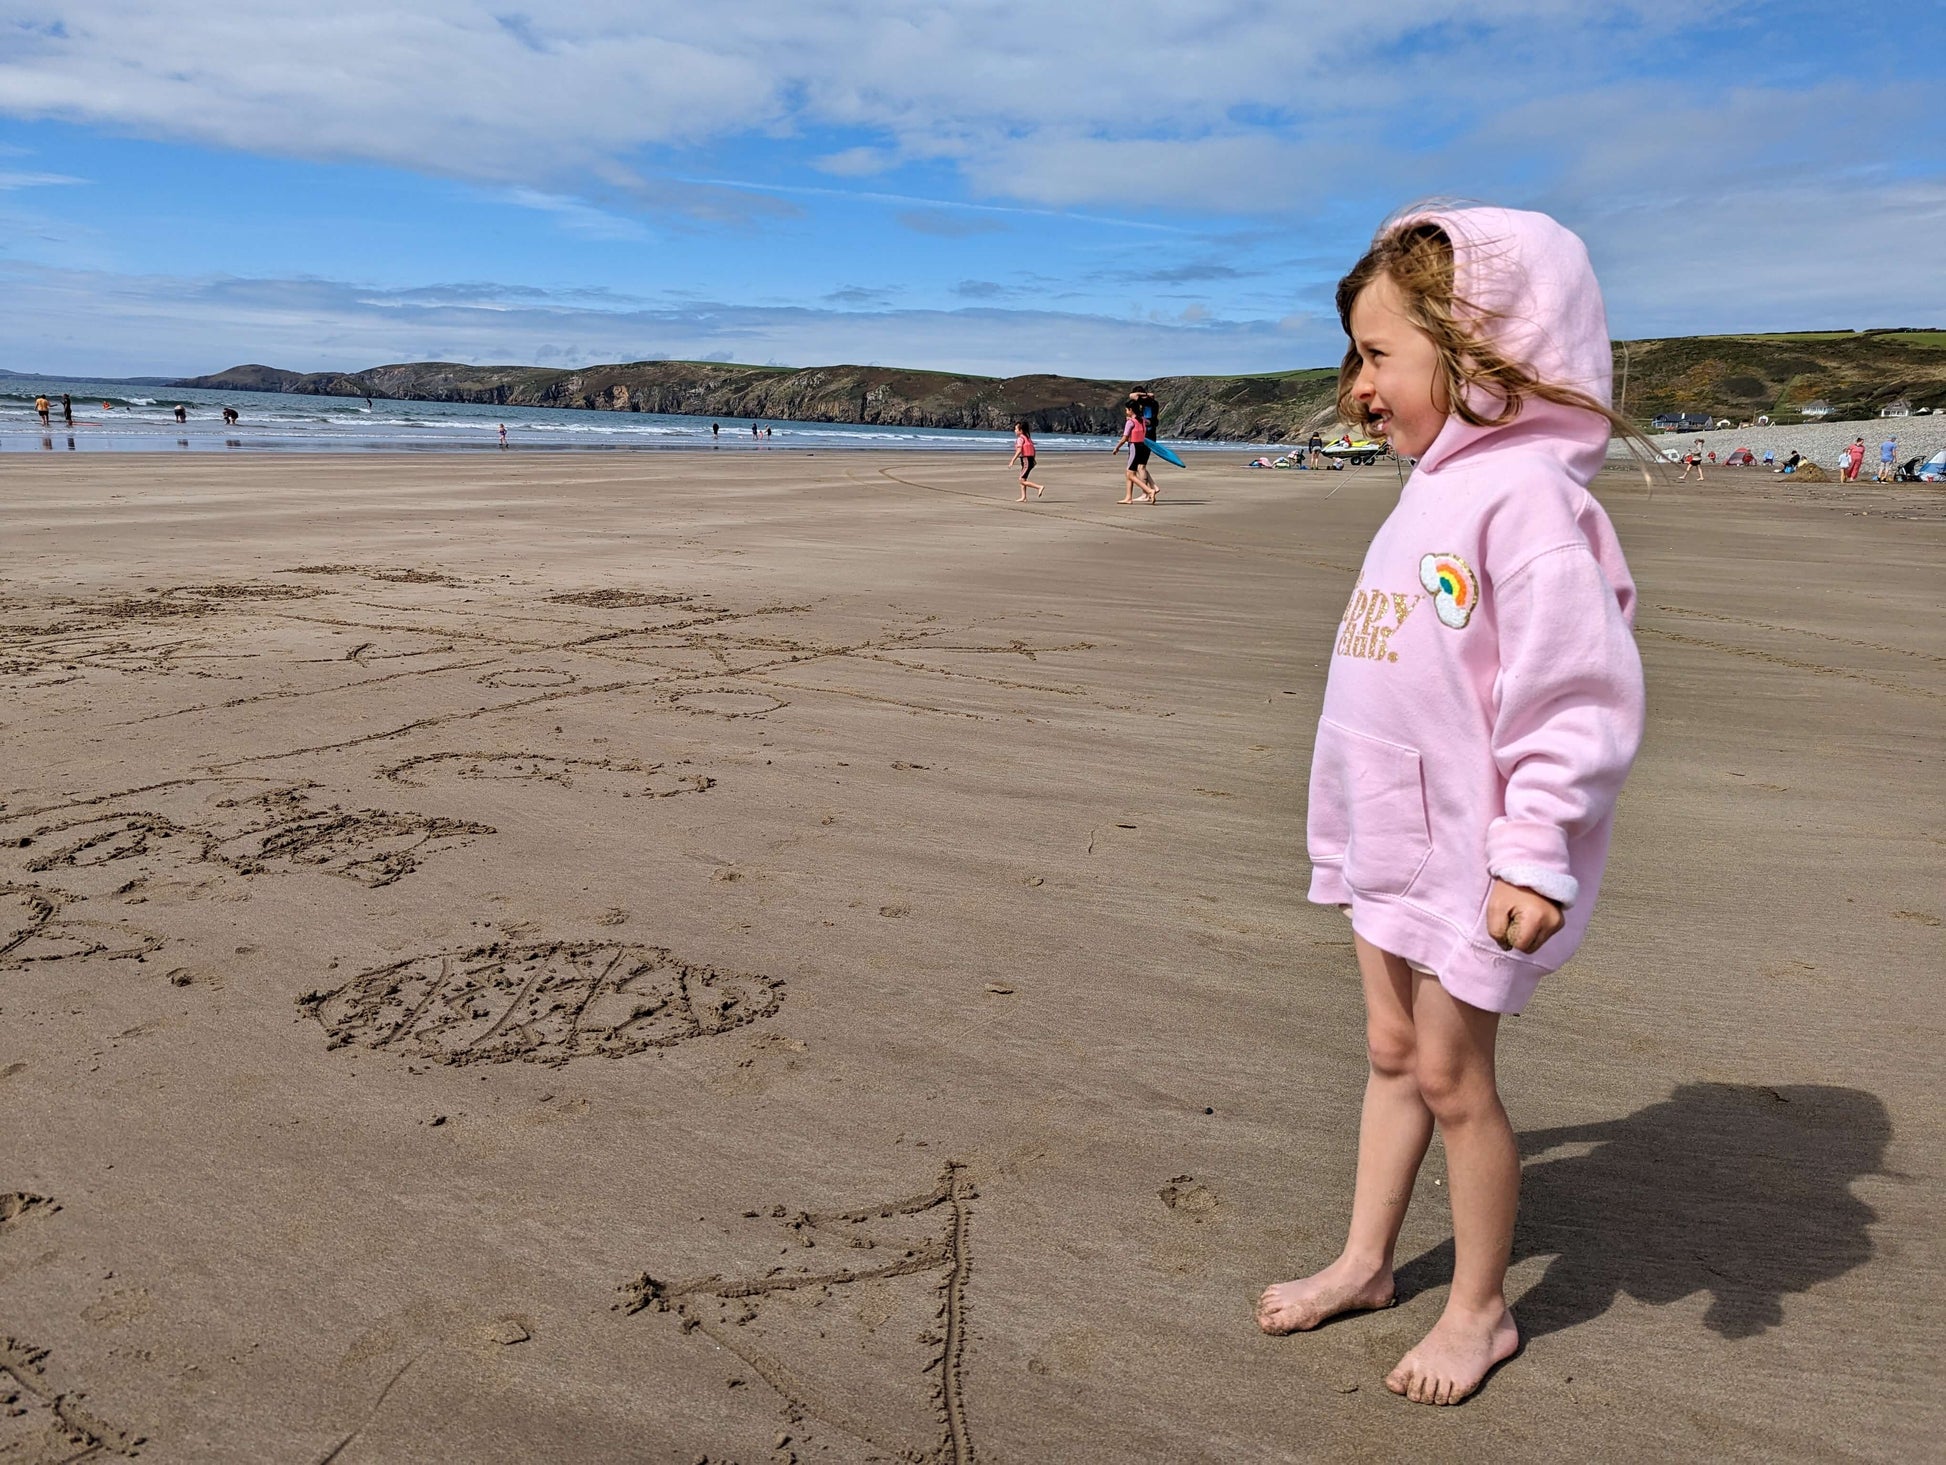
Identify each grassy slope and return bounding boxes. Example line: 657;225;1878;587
177;332;1943;440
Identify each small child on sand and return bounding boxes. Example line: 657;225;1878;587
1256;206;1646;1406
1111;405;1156;504
1011;420;1044;501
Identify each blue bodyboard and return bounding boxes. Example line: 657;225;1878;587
1149;440;1186;469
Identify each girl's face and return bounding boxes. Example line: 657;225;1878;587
1347;272;1447;459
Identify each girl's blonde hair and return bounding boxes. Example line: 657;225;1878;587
1334;218;1653;460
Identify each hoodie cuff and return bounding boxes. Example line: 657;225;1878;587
1485;818;1578;908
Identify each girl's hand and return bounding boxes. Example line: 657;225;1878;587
1487;878;1563;954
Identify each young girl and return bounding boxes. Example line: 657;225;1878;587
1011;420;1044;501
1111;405;1156;504
1256;206;1646;1406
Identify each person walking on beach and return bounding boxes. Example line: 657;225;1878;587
35;395;50;426
752;422;761;441
61;393;73;426
498;423;508;448
1308;430;1325;468
1677;437;1705;481
1010;419;1044;501
1255;206;1645;1407
1111;404;1156;504
711;421;720;443
1877;436;1897;482
1843;437;1865;482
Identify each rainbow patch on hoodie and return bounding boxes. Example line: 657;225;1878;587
1419;553;1478;629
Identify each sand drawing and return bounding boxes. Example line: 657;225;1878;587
0;581;327;688
546;590;690;609
0;884;161;972
477;668;576;688
200;789;490;888
376;751;712;799
0;1337;144;1463
621;1163;978;1464
21;787;492;891
285;565;459;585
1;1194;143;1462
298;941;784;1067
671;688;787;718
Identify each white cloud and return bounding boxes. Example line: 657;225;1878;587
498;188;649;241
0;2;1751;211
0;169;84;189
0;260;1325;380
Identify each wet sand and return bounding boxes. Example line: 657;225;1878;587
2;450;1941;1463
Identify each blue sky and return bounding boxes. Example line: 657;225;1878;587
1;2;1941;379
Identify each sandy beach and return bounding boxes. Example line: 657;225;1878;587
2;449;1941;1463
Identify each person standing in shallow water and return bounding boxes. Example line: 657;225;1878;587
1254;206;1645;1407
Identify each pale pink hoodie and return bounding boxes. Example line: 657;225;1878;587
1306;206;1646;1014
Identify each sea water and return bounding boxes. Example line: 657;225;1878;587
1;376;1203;454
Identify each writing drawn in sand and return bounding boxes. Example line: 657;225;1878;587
1;884;162;972
376;751;712;799
621;1163;978;1464
2;1197;143;1461
299;941;784;1067
22;787;492;891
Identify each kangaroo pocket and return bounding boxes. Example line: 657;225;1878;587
1308;718;1433;897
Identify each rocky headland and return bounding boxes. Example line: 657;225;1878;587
177;329;1946;441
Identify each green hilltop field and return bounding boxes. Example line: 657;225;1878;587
178;329;1945;442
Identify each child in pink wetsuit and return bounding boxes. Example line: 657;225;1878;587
1256;206;1646;1406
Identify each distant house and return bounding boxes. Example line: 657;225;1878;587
1880;399;1911;418
1651;411;1713;432
1800;400;1835;420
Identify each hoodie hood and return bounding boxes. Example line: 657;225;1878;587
1397;205;1614;481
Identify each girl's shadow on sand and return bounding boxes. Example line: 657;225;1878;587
1395;1082;1890;1340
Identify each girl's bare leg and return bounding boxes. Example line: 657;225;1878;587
1383;975;1520;1405
1119;469;1138;504
1257;935;1428;1333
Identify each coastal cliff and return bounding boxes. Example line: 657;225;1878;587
177;330;1946;440
173;360;1345;441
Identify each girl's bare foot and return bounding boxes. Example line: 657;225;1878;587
1255;1257;1395;1334
1117;496;1135;504
1384;1303;1519;1405
1035;485;1044;497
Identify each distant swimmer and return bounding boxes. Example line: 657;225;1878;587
35;395;50;425
174;404;187;424
711;421;720;441
752;422;760;440
221;407;240;426
498;422;508;448
61;393;73;426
